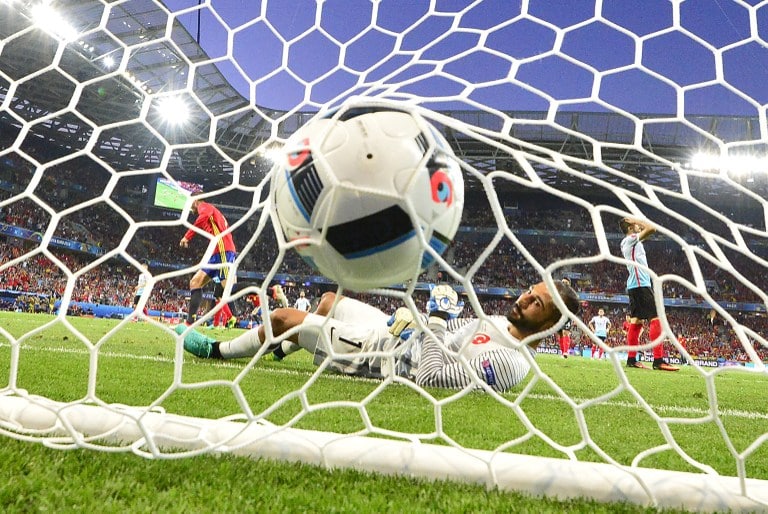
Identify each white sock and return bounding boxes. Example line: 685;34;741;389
279;340;301;356
218;329;263;359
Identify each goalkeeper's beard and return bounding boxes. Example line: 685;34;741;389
506;303;540;333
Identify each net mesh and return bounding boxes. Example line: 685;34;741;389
1;0;767;510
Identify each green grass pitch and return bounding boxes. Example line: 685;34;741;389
0;312;765;513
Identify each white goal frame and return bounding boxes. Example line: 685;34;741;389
1;394;767;512
2;1;768;511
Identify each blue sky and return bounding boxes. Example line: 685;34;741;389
163;0;768;116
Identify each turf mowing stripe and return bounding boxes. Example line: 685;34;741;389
4;342;767;421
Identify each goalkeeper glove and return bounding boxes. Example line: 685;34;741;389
427;284;464;320
271;285;289;308
387;307;417;340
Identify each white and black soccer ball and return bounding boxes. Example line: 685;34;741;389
270;104;464;291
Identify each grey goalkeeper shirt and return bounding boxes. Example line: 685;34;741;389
404;316;535;393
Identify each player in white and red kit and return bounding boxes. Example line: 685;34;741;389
132;260;151;321
619;216;678;371
294;291;312;312
588;308;611;359
179;197;237;326
176;281;581;393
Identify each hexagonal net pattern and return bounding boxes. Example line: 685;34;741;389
0;0;767;511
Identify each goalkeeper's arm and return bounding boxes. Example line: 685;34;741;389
414;284;532;392
414;319;532;393
415;284;475;390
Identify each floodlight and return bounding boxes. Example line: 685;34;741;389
258;143;284;163
690;152;719;171
690;152;766;174
156;96;190;125
30;3;78;41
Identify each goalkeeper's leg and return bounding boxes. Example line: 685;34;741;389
270;292;390;361
217;308;308;359
271;340;300;360
315;292;390;324
271;292;338;360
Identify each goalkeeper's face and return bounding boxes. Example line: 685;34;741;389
507;282;558;334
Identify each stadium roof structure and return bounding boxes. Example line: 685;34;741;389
1;0;766;203
0;0;278;186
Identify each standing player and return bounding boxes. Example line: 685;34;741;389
588;307;611;360
677;333;688;365
210;297;236;329
294;290;311;312
622;313;631;338
619;216;678;371
47;292;57;315
557;278;573;358
622;312;642;345
213;290;237;328
246;292;262;328
132;260;151;321
176;281;581;392
179;196;237;326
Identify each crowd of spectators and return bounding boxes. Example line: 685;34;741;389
552;302;768;363
1;158;766;363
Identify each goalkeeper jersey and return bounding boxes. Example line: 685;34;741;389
407;316;535;393
306;299;534;393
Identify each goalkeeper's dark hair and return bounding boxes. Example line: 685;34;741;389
554;280;580;317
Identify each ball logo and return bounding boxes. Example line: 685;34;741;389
283;137;323;223
429;168;454;206
287;138;311;168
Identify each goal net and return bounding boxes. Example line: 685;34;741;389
1;0;767;511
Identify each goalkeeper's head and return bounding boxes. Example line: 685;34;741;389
507;280;580;341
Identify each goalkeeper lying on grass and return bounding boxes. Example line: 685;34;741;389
176;281;580;393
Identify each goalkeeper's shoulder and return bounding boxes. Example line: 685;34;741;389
446;317;475;332
447;315;509;330
402;313;477;332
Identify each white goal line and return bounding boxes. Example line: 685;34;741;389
0;394;765;513
4;342;767;421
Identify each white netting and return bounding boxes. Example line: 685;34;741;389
1;1;767;511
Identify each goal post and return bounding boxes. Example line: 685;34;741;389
1;0;767;511
1;394;766;512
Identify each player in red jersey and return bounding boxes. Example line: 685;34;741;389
557;278;573;358
179;196;238;325
211;298;235;328
622;313;631;337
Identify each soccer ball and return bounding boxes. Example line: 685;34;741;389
270;104;464;291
